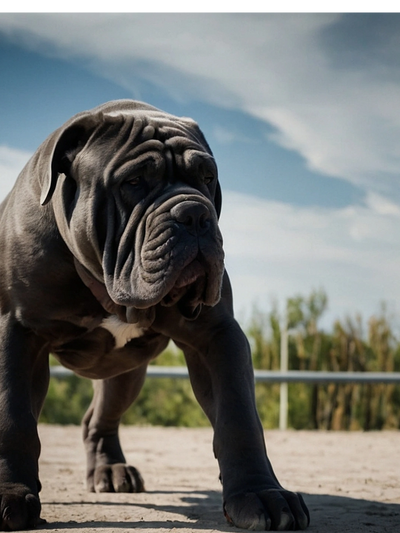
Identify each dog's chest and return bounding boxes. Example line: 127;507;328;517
100;316;144;349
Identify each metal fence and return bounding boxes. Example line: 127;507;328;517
50;365;400;430
50;365;400;384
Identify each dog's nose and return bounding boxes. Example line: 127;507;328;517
171;201;211;235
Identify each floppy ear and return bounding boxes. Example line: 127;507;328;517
39;114;100;206
214;180;222;219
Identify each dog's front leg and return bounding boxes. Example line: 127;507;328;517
0;315;43;530
181;314;310;531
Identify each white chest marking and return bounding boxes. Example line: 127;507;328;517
101;316;145;349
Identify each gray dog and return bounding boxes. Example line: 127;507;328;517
0;100;309;531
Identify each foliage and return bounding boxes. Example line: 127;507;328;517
40;289;400;430
40;346;209;427
121;348;209;427
40;371;93;425
250;290;400;430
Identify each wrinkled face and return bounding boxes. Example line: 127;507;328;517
53;110;225;325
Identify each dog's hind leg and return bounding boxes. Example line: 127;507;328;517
82;365;147;493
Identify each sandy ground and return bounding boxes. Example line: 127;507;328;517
36;425;400;533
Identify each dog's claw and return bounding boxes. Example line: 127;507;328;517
94;464;145;494
0;485;41;531
224;490;309;531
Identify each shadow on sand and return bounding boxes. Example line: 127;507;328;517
39;489;400;532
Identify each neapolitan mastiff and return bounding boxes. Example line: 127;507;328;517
0;100;309;530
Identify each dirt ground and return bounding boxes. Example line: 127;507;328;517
36;425;399;533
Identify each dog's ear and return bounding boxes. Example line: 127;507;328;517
39;114;99;206
214;180;222;219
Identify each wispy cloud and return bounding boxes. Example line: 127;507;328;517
1;13;400;200
212;124;255;145
220;191;400;325
0;145;32;200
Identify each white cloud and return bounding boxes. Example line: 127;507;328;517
212;124;255;145
1;13;400;198
364;191;400;216
0;146;32;201
219;190;400;327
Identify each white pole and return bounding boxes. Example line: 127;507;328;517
279;312;288;430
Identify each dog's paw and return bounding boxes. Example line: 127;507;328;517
93;464;145;493
223;489;309;531
0;483;41;531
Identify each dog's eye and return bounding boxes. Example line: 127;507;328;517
203;175;214;185
128;176;142;187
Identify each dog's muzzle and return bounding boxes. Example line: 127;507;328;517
77;192;225;326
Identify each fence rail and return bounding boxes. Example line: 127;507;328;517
50;365;400;384
49;365;400;430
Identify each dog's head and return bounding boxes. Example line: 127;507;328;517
38;100;225;326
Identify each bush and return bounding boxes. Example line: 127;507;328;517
40;372;93;425
40;347;210;427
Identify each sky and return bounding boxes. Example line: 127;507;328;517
1;12;400;331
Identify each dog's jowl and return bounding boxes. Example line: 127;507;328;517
0;100;309;531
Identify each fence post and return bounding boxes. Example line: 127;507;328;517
279;313;289;430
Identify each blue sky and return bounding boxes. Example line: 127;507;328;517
1;12;400;329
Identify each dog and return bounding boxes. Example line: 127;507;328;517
0;100;309;530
